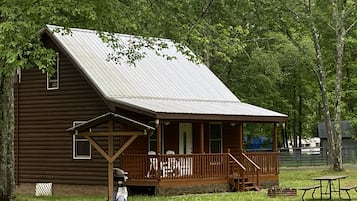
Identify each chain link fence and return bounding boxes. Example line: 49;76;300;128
279;146;357;167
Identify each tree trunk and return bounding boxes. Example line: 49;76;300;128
331;0;347;171
303;0;337;170
0;72;15;201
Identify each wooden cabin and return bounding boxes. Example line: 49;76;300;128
14;25;287;197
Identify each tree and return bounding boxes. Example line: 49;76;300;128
0;0;130;199
1;1;251;199
297;0;357;171
234;0;357;170
274;0;357;170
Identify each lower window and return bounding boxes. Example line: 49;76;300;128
209;123;222;153
72;121;91;159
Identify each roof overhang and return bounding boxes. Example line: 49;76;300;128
109;98;288;123
67;112;155;135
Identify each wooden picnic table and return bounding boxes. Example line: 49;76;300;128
313;175;347;200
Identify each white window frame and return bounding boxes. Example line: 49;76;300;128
72;121;91;159
209;122;223;153
16;68;22;83
47;52;59;90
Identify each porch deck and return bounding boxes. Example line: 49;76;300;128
120;152;279;189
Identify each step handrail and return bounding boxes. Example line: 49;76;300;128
228;153;246;171
228;153;247;191
242;152;260;187
242;153;260;170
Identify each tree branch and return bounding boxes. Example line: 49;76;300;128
346;18;357;33
344;0;357;19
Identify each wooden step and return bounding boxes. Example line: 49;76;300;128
229;180;254;191
229;175;258;192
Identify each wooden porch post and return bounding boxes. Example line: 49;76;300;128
155;119;161;179
156;119;161;154
273;123;278;152
108;119;114;201
200;122;204;153
238;122;245;191
238;122;244;155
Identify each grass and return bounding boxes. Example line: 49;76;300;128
15;165;357;201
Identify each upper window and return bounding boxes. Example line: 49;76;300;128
209;123;222;153
47;52;59;90
72;121;91;159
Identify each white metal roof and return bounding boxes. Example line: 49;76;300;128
44;25;287;120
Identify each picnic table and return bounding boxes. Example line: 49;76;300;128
313;175;347;200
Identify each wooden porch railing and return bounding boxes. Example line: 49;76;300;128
245;152;279;176
120;153;229;181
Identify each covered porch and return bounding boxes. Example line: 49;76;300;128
120;120;281;193
121;151;279;190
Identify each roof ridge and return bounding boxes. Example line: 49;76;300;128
112;96;241;103
46;24;171;42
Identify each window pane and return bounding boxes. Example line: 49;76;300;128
47;52;59;89
150;134;157;140
150;141;157;152
209;123;222;153
149;133;157;152
49;80;57;88
76;135;86;140
210;141;221;153
210;124;221;139
76;140;90;156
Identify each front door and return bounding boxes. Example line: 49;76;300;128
179;123;192;154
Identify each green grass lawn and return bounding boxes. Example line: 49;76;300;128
16;165;357;201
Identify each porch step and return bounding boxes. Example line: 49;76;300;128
229;175;257;192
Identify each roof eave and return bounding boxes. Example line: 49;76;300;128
154;112;287;123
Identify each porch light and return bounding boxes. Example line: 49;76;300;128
230;122;236;127
155;119;160;126
164;121;170;126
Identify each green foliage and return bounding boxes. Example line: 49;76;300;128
0;0;102;77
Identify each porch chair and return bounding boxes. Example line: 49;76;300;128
146;151;158;177
180;157;193;176
165;150;180;176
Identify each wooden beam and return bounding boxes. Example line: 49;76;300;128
110;135;138;163
200;122;204;153
156;120;161;179
238;122;243;154
80;131;144;136
156;120;161;154
273;123;278;152
84;136;110;161
108;120;114;201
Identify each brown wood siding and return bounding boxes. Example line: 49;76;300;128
163;123;179;153
192;122;203;154
14;38;112;185
120;135;148;155
222;123;241;156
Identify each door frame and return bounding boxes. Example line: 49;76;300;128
179;123;193;154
